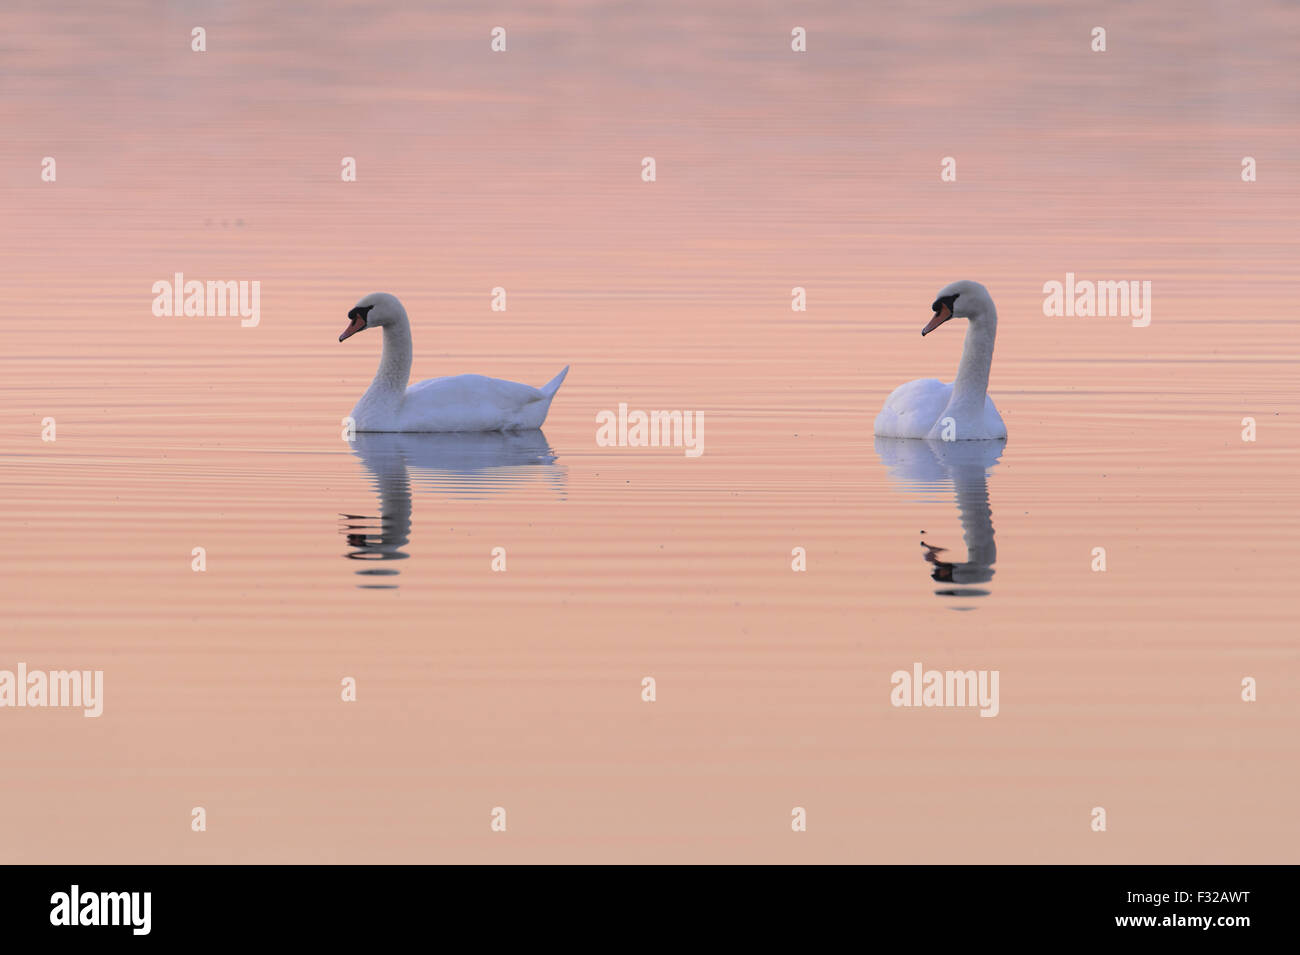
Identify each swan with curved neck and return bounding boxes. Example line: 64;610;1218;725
873;280;1007;441
339;292;569;432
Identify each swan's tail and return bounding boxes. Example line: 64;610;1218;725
539;365;570;400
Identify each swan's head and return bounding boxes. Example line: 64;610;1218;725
339;292;407;342
922;280;994;336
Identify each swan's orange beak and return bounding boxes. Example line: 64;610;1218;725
339;314;366;342
921;302;953;336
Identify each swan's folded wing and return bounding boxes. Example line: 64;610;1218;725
406;374;544;405
399;373;551;431
873;378;951;438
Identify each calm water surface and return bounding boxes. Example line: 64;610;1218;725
1;0;1297;862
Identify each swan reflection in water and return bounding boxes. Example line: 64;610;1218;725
341;430;565;588
874;437;1004;605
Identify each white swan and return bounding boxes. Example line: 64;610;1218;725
873;280;1007;441
339;292;569;432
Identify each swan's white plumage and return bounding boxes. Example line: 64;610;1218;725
342;292;568;433
394;369;567;432
873;280;1007;441
873;378;1005;440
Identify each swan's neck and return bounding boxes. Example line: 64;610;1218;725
950;307;997;409
362;319;412;406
